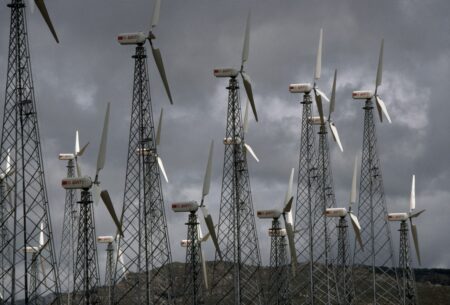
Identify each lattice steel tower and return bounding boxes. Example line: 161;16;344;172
351;40;401;304
211;13;263;305
0;0;61;304
113;1;175;304
58;131;87;302
97;236;115;305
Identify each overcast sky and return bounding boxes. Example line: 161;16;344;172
0;0;449;274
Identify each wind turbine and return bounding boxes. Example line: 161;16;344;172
0;0;61;302
172;140;221;305
256;168;297;305
290;28;340;305
22;223;49;298
211;12;264;305
325;156;364;305
58;131;89;299
351;39;401;304
114;1;175;303
97;236;115;305
61;103;123;305
387;175;424;305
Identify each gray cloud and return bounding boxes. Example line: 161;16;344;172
0;0;449;275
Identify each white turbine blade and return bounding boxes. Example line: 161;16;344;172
156;108;163;146
314;28;323;80
77;142;89;157
96;103;110;177
350;155;358;205
200;242;209;290
329;69;337;119
375;96;392;123
349;212;364;251
202;140;214;200
157;156;169;183
151;46;173;104
200;206;222;260
151;0;161;28
284;168;295;208
243;99;250;134
39;222;45;247
314;92;325;124
410;222;421;265
241;72;258;122
410;175;416;212
241;11;251;65
6;149;12;175
75;160;82;178
283;213;297;275
34;0;59;43
315;88;330;103
376;39;384;89
244;143;259;162
39;256;48;287
92;184;101;206
329;122;344;152
100;190;123;237
75;130;80;155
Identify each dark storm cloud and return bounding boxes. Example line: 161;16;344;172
0;0;449;271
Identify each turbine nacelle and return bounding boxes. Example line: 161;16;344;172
268;228;287;237
289;83;312;94
325;207;348;218
257;209;281;219
180;240;192;247
352;90;374;100
97;236;114;244
135;148;156;156
61;177;93;190
172;201;199;213
387;212;409;222
213;68;239;78
117;32;148;45
58;153;75;161
308;116;326;125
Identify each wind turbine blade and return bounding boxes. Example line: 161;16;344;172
92;184;101;206
314;93;325;124
202;140;214;200
349;212;364;251
77;142;89;157
151;47;173;104
409;209;425;218
75;161;82;178
243;99;249;134
410;223;421;265
157;156;169;183
39;222;45;247
329;122;344;152
151;0;161;28
410;175;416;211
284;168;295;208
200;242;209;290
6;149;12;175
376;39;384;88
375;96;392;123
34;0;59;43
314;28;323;80
315;88;330;103
350;155;358;205
40;256;47;287
100;190;123;237
329;69;337;120
75;130;80;155
96;103;110;177
200;206;222;260
118;245;126;276
156;108;163;146
241;72;258;122
30;0;35;13
283;197;294;214
282;214;297;275
241;11;251;65
244;143;259;162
